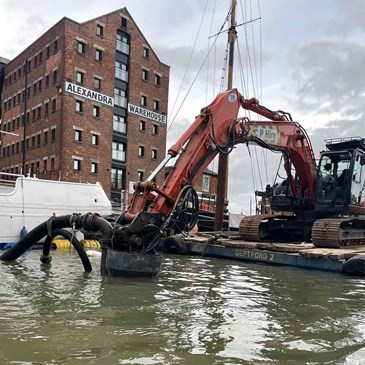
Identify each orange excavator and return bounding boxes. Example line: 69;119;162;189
116;88;365;250
2;89;364;276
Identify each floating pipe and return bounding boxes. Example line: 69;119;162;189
0;213;114;262
0;215;73;261
40;228;92;272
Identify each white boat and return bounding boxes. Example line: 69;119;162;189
0;172;113;245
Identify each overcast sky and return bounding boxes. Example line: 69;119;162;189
1;0;364;214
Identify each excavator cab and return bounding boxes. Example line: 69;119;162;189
315;138;365;216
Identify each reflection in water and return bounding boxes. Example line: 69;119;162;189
0;250;365;364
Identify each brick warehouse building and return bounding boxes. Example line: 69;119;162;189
0;8;169;204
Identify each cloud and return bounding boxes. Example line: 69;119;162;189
287;41;365;117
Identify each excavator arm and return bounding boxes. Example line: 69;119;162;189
239;97;317;204
120;89;317;232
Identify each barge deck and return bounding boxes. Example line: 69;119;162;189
164;233;365;276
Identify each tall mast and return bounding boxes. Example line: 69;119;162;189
214;0;237;230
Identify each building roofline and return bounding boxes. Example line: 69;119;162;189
83;7;169;68
5;7;169;71
0;56;11;65
4;17;71;69
82;7;169;68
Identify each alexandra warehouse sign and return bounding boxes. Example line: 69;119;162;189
65;81;114;107
128;103;166;123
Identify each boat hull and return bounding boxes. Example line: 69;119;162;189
0;176;112;244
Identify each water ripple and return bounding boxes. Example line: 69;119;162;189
1;251;365;364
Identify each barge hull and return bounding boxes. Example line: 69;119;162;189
171;235;365;275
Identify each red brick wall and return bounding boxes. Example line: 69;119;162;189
121;10;169;189
0;8;170;199
1;19;65;177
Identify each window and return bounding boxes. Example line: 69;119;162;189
154;74;161;86
115;61;128;81
111;168;125;190
46;46;50;59
114;88;127;108
203;175;210;192
112;142;126;161
36;134;41;146
73;159;81;171
44;130;48;144
76;71;84;84
138;145;145;157
95;49;103;61
32;109;36;121
142;69;148;81
153;100;160;111
137;171;144;181
51;128;56;142
37;106;41;119
141;95;147;107
113;115;126;134
74;129;82;142
96;24;104;37
53;69;58;84
39;51;43;64
139;120;146;132
45;75;49;88
43;159;47;173
52;99;56;112
152;149;158;160
50;157;55;170
33;83;37;96
44;102;49;116
91;162;98;174
75;100;83;113
34;55;38;68
94;77;101;90
116;33;129;54
91;134;99;146
121;17;128;28
77;41;86;54
38;80;42;92
143;47;149;58
93;105;100;118
53;39;58;53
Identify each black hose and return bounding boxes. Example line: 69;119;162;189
0;215;73;261
1;213;114;262
41;228;92;272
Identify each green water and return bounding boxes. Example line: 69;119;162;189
0;250;365;365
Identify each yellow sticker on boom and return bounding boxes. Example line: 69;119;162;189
248;125;280;144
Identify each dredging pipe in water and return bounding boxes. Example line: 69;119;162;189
0;213;162;277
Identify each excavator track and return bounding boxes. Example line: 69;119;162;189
312;217;365;248
239;214;275;241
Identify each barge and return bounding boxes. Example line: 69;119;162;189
162;233;365;276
